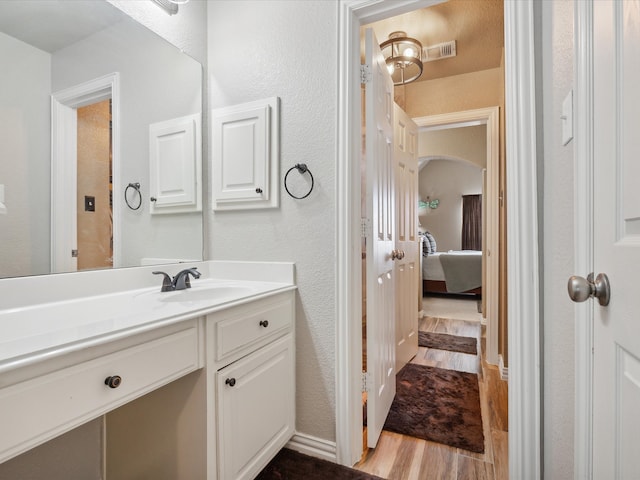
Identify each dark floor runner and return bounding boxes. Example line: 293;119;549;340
256;448;383;480
418;331;478;355
383;363;484;453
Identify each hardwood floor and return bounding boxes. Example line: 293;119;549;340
355;307;508;480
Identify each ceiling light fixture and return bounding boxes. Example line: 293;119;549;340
380;31;423;85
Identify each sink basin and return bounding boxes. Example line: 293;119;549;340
158;285;256;303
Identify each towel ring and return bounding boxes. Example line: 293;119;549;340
284;163;314;200
125;182;142;210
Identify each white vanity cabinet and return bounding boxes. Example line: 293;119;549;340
207;291;295;480
0;319;202;464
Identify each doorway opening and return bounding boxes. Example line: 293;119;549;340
76;99;113;270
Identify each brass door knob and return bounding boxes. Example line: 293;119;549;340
391;249;405;260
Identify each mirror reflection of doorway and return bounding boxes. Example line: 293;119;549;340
51;72;120;275
76;99;113;270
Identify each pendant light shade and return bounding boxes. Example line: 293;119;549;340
380;31;424;85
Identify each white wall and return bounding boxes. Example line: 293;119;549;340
108;0;207;65
419;160;483;251
0;33;51;278
418;125;487;168
541;0;575;477
207;1;338;442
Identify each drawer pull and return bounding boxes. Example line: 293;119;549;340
259;320;269;328
104;375;122;389
225;378;236;387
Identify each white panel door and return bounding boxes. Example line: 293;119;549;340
364;28;396;448
393;103;419;372
592;1;640;477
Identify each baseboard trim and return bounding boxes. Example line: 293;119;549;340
286;432;337;463
499;354;509;381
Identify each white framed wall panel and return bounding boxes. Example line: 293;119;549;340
149;113;202;214
211;97;280;211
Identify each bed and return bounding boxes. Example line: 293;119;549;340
422;250;482;296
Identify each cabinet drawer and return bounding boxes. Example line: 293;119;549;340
215;295;293;363
0;322;200;463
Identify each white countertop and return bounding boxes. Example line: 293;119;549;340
0;261;296;375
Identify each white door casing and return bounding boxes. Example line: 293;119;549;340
364;27;397;449
413;107;500;366
51;73;121;272
335;1;540;474
394;104;419;373
575;1;640;477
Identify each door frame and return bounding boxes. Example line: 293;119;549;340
413;107;500;367
574;2;594;477
335;0;541;477
51;73;121;272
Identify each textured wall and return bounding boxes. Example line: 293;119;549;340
541;0;575;477
108;0;207;64
403;67;503;118
207;1;338;442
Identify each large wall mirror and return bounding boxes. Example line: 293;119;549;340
0;1;203;280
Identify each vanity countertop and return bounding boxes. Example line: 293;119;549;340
0;261;296;375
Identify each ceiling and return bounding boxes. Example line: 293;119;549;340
0;1;124;53
362;0;504;83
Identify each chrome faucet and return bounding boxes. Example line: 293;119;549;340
152;267;201;292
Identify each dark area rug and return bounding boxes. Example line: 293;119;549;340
383;363;484;453
256;448;383;480
418;331;478;355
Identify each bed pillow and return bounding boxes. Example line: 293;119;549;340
422;231;437;256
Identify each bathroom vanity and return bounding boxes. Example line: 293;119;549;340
0;261;296;479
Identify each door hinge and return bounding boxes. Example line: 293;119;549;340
71;249;78;258
361;217;372;238
362;371;370;393
360;64;371;84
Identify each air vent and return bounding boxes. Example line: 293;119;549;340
422;41;457;62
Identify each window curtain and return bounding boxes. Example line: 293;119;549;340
462;194;482;250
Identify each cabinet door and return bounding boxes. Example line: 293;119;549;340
211;97;279;210
216;335;294;480
149;113;202;214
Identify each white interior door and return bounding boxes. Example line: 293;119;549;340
393;103;419;372
364;28;396;448
590;1;640;477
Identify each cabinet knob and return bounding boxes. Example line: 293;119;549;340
259;320;269;328
225;378;236;387
105;375;122;389
255;188;263;194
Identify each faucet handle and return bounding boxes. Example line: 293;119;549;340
152;271;174;292
172;267;201;290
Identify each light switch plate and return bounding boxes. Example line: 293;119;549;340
562;90;573;146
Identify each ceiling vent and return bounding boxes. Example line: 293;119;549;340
422;41;457;62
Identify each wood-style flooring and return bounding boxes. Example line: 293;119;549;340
355;311;509;480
